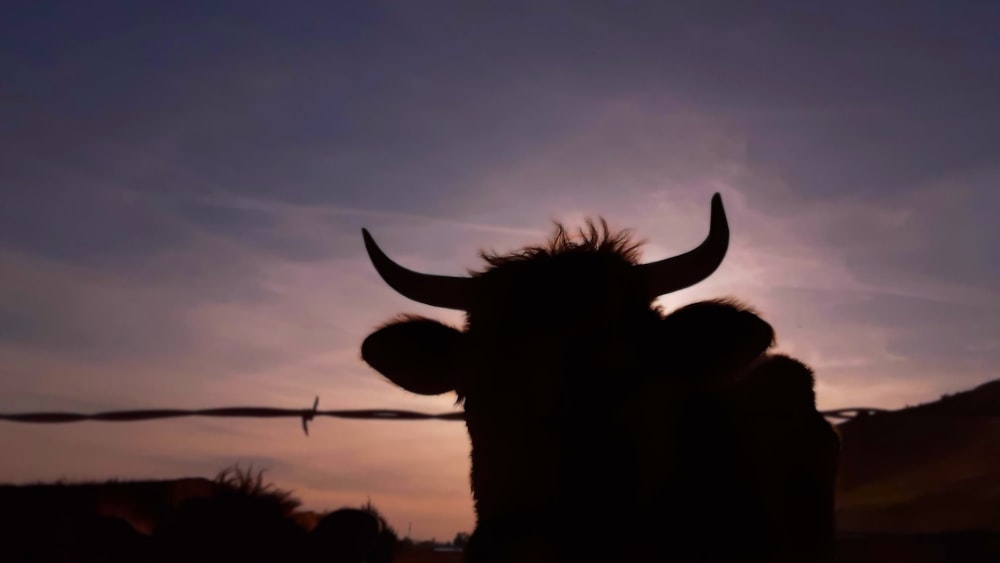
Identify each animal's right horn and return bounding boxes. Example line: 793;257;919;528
637;193;730;298
362;229;472;311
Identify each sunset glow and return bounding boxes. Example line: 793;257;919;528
2;1;998;541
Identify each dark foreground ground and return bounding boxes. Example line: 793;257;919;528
5;380;999;561
3;518;999;562
390;533;1000;563
835;532;1000;562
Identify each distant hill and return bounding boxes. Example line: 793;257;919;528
0;471;350;538
5;381;999;544
835;378;1000;534
0;477;221;534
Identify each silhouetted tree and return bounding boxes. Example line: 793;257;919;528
453;531;471;548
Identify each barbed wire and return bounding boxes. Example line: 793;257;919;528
1;400;996;436
0;397;464;436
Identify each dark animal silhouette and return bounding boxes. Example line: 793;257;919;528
153;474;306;563
308;507;393;563
361;194;840;562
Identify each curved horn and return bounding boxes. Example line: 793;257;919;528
638;193;729;298
362;229;472;311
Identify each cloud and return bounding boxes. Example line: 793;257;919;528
2;0;998;540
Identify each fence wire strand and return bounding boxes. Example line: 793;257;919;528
1;400;997;435
0;397;464;436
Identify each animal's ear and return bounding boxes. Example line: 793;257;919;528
361;316;463;395
732;354;819;410
660;299;776;381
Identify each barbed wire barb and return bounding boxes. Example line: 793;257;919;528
302;396;320;436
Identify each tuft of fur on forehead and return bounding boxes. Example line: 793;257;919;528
475;218;645;272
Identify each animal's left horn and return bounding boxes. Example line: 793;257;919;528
637;193;729;298
362;229;472;311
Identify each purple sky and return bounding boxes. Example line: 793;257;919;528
2;1;998;540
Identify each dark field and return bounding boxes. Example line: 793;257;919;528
4;380;999;562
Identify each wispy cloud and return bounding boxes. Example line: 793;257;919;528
2;0;997;540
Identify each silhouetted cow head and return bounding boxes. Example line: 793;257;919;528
361;194;839;562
